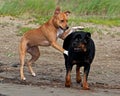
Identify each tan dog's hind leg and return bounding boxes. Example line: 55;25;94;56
19;39;28;80
27;46;40;77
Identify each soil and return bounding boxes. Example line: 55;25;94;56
0;16;120;96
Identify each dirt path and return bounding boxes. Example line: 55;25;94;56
0;16;120;96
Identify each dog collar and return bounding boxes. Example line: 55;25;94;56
57;26;84;38
57;28;64;38
66;26;85;37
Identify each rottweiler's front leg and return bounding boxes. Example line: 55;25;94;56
65;62;73;87
65;69;71;87
82;64;90;90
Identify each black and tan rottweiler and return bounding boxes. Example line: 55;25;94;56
63;31;95;90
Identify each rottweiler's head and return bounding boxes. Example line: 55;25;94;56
71;32;91;52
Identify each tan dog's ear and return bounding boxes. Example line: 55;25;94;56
64;11;71;16
54;7;61;15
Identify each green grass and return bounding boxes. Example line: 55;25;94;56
17;27;33;36
69;16;120;27
0;0;55;16
58;0;120;16
0;0;120;26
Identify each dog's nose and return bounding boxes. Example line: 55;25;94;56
66;26;69;29
82;39;87;44
72;42;77;47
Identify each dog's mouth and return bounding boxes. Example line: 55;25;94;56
72;42;87;52
74;47;81;52
74;47;87;52
59;26;69;31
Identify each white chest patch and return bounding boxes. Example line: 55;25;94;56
56;26;84;38
57;28;64;38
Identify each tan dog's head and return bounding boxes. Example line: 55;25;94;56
53;7;70;30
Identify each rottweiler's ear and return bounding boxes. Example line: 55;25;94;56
86;32;91;38
54;6;61;15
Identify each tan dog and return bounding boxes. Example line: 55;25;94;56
19;7;70;80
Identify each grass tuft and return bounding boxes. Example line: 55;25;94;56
17;27;33;36
0;0;55;17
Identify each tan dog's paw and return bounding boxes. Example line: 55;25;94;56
32;73;36;77
21;77;26;81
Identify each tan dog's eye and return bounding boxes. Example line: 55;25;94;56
60;20;64;23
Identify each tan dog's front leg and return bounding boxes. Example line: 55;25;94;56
46;31;68;55
51;41;68;55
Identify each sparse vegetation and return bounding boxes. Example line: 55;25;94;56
17;27;33;36
0;0;120;26
0;0;120;35
0;0;55;16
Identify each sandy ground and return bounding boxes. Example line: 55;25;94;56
0;16;120;96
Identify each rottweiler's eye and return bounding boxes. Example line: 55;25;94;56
60;20;64;23
76;38;81;41
76;35;81;40
75;37;81;42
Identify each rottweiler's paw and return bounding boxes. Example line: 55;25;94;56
65;81;71;87
76;79;82;83
65;83;71;87
82;83;90;90
82;87;90;90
